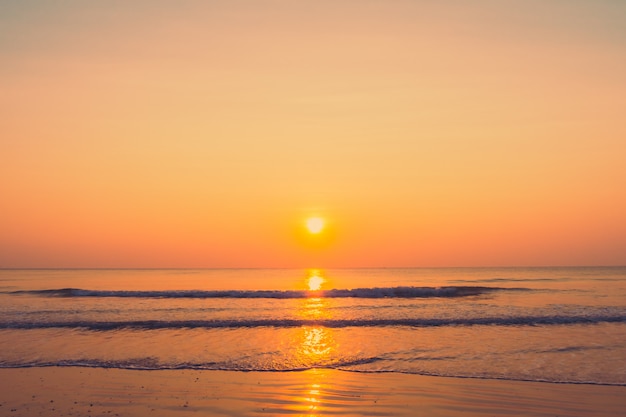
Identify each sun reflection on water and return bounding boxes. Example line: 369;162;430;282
296;290;336;366
303;381;322;412
288;269;339;415
300;327;333;360
298;297;327;320
307;269;325;292
294;333;335;415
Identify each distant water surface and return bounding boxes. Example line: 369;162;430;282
1;267;625;385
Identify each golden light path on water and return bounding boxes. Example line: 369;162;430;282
306;269;325;292
291;269;340;415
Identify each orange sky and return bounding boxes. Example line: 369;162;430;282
1;1;625;268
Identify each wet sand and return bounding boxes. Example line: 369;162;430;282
1;367;625;416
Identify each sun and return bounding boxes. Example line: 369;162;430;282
305;217;325;234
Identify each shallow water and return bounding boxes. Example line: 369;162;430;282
1;267;625;385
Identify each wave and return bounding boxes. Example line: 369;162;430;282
8;286;523;299
0;356;381;373
455;278;566;283
2;314;625;330
1;358;624;386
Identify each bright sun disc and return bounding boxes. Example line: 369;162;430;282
306;217;325;234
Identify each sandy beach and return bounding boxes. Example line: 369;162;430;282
1;368;624;416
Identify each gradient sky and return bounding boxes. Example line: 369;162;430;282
1;0;625;268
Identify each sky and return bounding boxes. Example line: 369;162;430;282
1;0;625;268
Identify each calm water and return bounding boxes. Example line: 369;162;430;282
1;267;625;385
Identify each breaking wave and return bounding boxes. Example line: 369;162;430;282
9;286;522;299
2;314;625;330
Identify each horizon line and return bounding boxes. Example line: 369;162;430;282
1;265;625;271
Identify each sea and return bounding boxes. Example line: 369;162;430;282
1;267;625;386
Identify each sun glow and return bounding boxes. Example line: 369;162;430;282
305;217;325;234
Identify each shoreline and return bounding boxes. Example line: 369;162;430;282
1;367;625;416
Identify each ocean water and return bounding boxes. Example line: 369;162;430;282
1;267;625;385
